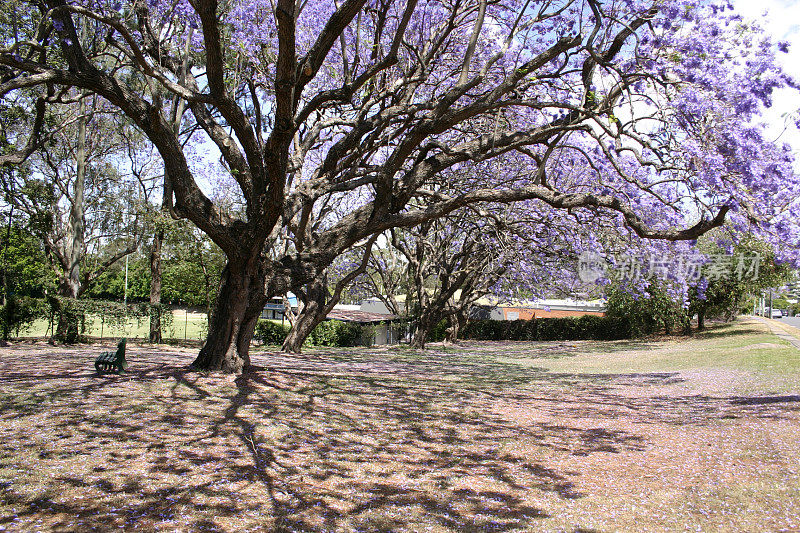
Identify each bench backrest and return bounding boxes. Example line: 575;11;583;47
116;338;127;363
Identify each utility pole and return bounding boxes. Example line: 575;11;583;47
768;289;773;319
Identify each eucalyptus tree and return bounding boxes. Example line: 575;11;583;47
1;98;149;293
2;0;797;370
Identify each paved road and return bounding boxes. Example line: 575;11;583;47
779;316;800;331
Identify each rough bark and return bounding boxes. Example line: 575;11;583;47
410;312;436;349
190;258;267;373
281;236;377;353
445;311;467;344
148;228;164;343
281;278;326;353
55;93;86;343
281;306;324;353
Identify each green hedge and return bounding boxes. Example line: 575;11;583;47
254;319;366;347
308;320;363;347
0;296;175;343
254;320;291;345
460;315;632;341
0;295;49;339
428;319;448;342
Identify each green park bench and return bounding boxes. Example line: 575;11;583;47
94;338;128;374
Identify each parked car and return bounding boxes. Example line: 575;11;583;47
771;309;783;319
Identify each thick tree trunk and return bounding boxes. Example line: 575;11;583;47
281;306;325;353
445;311;467;344
410;327;428;349
411;314;436;349
54;95;86;344
191;258;267;373
54;277;81;342
149;229;164;343
281;278;326;353
697;309;705;331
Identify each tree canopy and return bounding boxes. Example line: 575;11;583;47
1;0;798;370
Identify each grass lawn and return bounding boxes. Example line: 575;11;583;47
20;309;210;341
0;318;798;531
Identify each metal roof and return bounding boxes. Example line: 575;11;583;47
326;309;399;323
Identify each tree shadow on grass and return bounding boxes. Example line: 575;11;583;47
0;343;798;531
692;323;766;340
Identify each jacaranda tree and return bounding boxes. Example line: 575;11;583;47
1;0;798;371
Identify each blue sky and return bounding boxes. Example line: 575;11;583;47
732;0;800;158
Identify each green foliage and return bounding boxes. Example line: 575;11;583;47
771;297;791;311
254;320;291;345
0;224;55;299
333;321;364;347
460;315;631;341
428;319;448;342
308;320;363;347
605;281;685;337
0;295;48;339
255;319;369;347
86;254;150;301
688;234;793;325
358;324;377;347
85;221;225;309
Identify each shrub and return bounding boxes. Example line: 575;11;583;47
461;319;505;340
332;321;363;347
600;316;633;340
503;319;529;340
255;319;372;348
537;317;577;340
0;295;47;339
313;320;368;347
459;315;635;341
605;282;686;337
254;320;291;345
428;319;448;342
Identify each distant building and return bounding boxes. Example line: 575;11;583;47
362;294;605;322
359;296;405;315
260;295;297;322
325;309;401;345
264;293;602;346
262;296;400;345
473;298;605;320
